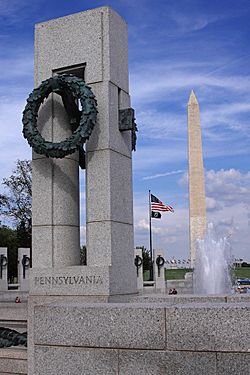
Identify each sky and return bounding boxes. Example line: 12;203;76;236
0;0;250;261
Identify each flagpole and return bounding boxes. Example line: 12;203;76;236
149;189;153;280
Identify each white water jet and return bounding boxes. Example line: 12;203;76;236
193;223;233;295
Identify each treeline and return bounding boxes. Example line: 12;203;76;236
0;160;32;280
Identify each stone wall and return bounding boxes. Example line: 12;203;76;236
31;296;250;374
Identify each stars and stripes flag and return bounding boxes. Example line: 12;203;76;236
151;194;174;213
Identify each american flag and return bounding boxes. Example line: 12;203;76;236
151;194;174;213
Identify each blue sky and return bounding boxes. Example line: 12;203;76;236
0;0;250;261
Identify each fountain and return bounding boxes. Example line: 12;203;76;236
193;223;233;295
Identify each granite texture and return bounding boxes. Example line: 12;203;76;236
52;226;80;268
109;221;136;295
86;81;131;157
0;348;27;374
0;302;27;320
29;265;110;295
32;157;53;226
33;303;166;349
86;148;133;223
35;6;128;91
31;226;54;269
35;8;103;85
119;350;217;375
165;303;250;352
34;346;118;375
52;158;79;227
104;8;129;91
87;220;136;295
216;353;250;375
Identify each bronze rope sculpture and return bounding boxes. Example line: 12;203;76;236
22;74;98;166
0;327;27;348
22;74;137;162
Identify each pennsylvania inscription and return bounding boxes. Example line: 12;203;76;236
35;275;103;287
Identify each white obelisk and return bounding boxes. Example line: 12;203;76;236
188;90;206;267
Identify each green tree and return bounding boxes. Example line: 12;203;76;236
0;160;32;231
0;160;32;277
136;246;151;271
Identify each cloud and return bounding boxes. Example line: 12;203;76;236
143;169;185;180
0;0;37;24
136;219;164;235
130;62;250;105
206;169;250;207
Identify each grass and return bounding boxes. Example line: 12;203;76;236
143;268;193;281
233;267;250;279
165;268;193;280
143;267;250;281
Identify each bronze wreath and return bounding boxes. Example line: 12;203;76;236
22;74;97;159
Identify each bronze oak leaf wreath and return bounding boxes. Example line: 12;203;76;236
22;74;97;159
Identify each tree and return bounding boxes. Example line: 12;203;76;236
136;246;151;271
0;160;32;232
0;160;32;276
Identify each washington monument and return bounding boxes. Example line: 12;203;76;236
188;90;206;267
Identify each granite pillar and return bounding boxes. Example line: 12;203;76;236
30;6;136;296
28;7;137;374
18;248;30;292
134;248;143;291
154;250;166;293
0;247;8;291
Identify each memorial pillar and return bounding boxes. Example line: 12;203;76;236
18;248;30;292
134;248;143;291
154;250;166;293
0;247;8;291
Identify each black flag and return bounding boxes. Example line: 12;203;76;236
151;211;161;219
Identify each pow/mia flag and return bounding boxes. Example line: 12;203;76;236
151;211;161;219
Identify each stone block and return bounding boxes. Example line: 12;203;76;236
52;226;80;268
86;81;131;156
35;7;128;91
0;302;27;321
32;226;53;268
86;149;133;224
214;303;250;352
32;157;79;227
32;158;53;226
165;303;250;352
105;9;129;91
33;303;166;349
0;348;27;374
34;346;118;375
35;8;103;84
52;158;79;226
29;266;110;295
87;221;136;295
118;350;217;375
118;350;166;375
216;353;250;375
